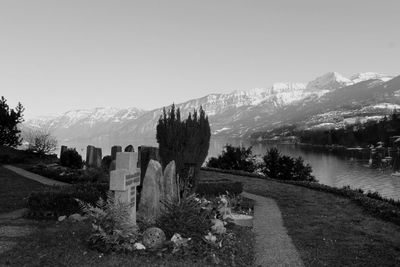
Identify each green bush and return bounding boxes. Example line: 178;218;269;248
77;193;139;253
196;180;243;196
60;148;83;169
156;194;212;240
27;183;108;218
28;165;108;184
206;144;256;173
262;148;316;182
101;155;112;171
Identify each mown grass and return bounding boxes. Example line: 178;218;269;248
0;166;50;213
199;170;400;267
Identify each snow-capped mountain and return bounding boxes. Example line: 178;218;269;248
306;72;353;91
22;71;399;148
350;72;393;83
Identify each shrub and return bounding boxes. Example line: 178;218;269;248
156;194;212;240
156;104;211;189
101;155;112;171
262;147;280;178
60;148;83;169
196;180;243;196
262;148;316;182
206;144;256;173
27;183;108;218
77;192;139;253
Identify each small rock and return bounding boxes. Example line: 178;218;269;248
142;227;166;249
133;242;146;250
58;215;67;222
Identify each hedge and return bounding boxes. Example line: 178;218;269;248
27;183;108;219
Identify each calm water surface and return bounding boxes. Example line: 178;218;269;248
208;138;400;201
58;137;400;201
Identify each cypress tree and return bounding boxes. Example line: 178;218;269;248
156;104;211;189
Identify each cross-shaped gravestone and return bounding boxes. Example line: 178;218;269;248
110;152;141;225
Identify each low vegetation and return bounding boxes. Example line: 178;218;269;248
60;148;83;169
27;183;108;218
207;144;316;182
206;145;256;173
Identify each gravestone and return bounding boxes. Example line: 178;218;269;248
86;146;102;168
86;145;96;167
110;152;141;224
137;146;160;206
138;159;162;222
125;145;134;152
94;148;102;168
163;161;178;203
111;146;122;161
60;145;68;158
138;146;160;183
138;160;178;222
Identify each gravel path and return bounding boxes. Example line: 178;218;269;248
242;192;304;267
3;165;70;186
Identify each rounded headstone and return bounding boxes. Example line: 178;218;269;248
142;227;166;249
124;145;134;152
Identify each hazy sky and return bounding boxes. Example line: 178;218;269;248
1;0;399;119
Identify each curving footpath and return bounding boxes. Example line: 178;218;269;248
242;192;304;267
2;165;70;186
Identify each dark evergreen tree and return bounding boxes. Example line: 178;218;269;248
156;104;211;188
0;96;24;147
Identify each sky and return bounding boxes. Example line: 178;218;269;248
0;0;399;119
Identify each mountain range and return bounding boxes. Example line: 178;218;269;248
22;72;399;148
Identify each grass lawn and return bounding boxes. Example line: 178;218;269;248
0;166;50;213
199;170;400;267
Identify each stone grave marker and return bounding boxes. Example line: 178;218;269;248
110;152;141;224
60;145;68;158
86;145;96;166
124;145;134;152
111;146;122;161
95;147;102;168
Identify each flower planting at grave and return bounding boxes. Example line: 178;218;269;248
68;148;254;266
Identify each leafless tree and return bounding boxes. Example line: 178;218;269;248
25;128;58;155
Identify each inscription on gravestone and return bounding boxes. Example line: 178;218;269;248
110;152;141;225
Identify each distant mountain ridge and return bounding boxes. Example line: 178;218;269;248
22;72;398;146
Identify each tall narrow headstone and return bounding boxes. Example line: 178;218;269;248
110;152;141;225
60;145;68;158
138;159;163;223
86;145;96;167
163;161;178;203
95;148;102;168
138;146;161;183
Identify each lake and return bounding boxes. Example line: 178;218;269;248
209;138;400;201
57;136;400;201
